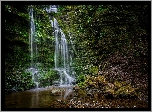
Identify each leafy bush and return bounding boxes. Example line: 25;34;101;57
89;66;98;76
5;69;34;93
37;69;59;87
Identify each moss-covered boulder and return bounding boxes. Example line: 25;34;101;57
104;81;138;98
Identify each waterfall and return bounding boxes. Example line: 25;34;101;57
26;5;75;89
28;5;39;89
29;5;35;68
53;18;75;86
46;5;75;86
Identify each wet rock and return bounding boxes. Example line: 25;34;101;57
50;88;62;96
53;81;60;86
73;85;80;92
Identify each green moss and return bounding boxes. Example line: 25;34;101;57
89;66;98;76
83;75;138;99
78;82;86;89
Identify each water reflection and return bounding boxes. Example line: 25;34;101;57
5;86;73;108
64;87;73;99
30;90;39;108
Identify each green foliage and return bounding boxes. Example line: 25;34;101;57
77;82;86;89
56;5;148;92
5;5;30;74
89;66;98;76
76;74;86;84
37;69;59;87
5;69;34;92
5;5;56;92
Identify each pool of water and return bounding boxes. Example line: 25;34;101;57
5;86;72;108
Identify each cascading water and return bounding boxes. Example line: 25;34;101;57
46;5;75;86
26;5;75;89
27;5;39;89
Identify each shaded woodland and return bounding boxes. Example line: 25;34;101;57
4;3;150;108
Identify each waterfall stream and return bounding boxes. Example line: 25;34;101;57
28;5;39;88
27;5;75;89
47;5;75;86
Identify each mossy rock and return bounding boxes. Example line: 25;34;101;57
78;82;86;89
114;81;127;88
115;84;137;98
96;75;107;84
114;81;122;88
79;89;87;97
89;66;98;76
75;89;87;98
105;89;115;95
50;88;63;96
104;83;115;95
103;80;137;99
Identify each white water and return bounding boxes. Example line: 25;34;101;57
27;5;75;89
47;5;75;86
29;6;35;68
29;6;39;88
